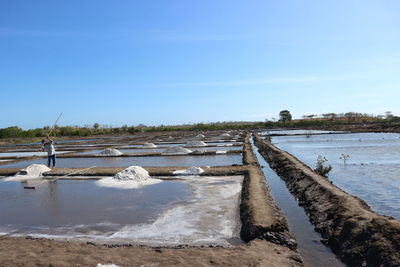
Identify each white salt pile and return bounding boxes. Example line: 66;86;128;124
143;142;157;148
162;146;192;155
191;148;206;154
220;133;231;138
193;134;205;140
173;166;205;175
97;148;123;156
96;166;161;189
4;164;51;181
185;141;207;147
113;166;150;181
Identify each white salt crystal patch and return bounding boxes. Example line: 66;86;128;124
173;167;205;175
162;146;192;155
96;166;161;189
143;143;157;148
96;264;122;267
216;151;228;154
185;141;207;147
4;164;50;181
97;148;123;156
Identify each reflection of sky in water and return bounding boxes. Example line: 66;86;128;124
272;132;400;219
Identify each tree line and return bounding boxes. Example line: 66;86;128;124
1;111;399;139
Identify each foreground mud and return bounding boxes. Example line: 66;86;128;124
254;134;400;267
0;237;302;267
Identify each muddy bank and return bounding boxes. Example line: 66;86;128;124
0;237;301;267
240;137;298;250
254;134;400;267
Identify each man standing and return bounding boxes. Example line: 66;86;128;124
42;136;56;168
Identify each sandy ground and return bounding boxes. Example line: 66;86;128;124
0;237;302;267
254;134;400;266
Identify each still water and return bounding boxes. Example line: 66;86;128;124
272;132;400;219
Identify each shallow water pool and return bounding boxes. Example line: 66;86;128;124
273;132;400;219
0;176;243;246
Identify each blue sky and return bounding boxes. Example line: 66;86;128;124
1;0;399;129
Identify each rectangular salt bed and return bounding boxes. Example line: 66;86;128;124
0;154;243;168
0;175;244;246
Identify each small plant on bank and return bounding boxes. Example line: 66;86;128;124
314;155;332;177
339;153;350;165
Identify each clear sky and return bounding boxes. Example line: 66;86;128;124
1;0;399;129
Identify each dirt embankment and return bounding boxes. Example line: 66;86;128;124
254;134;400;267
240;136;298;250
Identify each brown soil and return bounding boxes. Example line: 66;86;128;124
254;134;400;267
0;237;302;267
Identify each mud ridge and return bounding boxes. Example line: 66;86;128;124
254;134;400;267
239;136;298;251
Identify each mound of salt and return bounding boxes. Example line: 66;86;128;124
20;164;51;176
191;148;206;155
114;166;150;181
97;148;123;156
143;143;157;148
220;133;231;138
162;146;192;155
96;166;161;189
173;166;205;175
193;134;205;140
5;164;51;181
185;141;207;147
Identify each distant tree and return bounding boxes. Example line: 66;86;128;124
385;111;394;119
279;110;292;122
93;123;100;131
